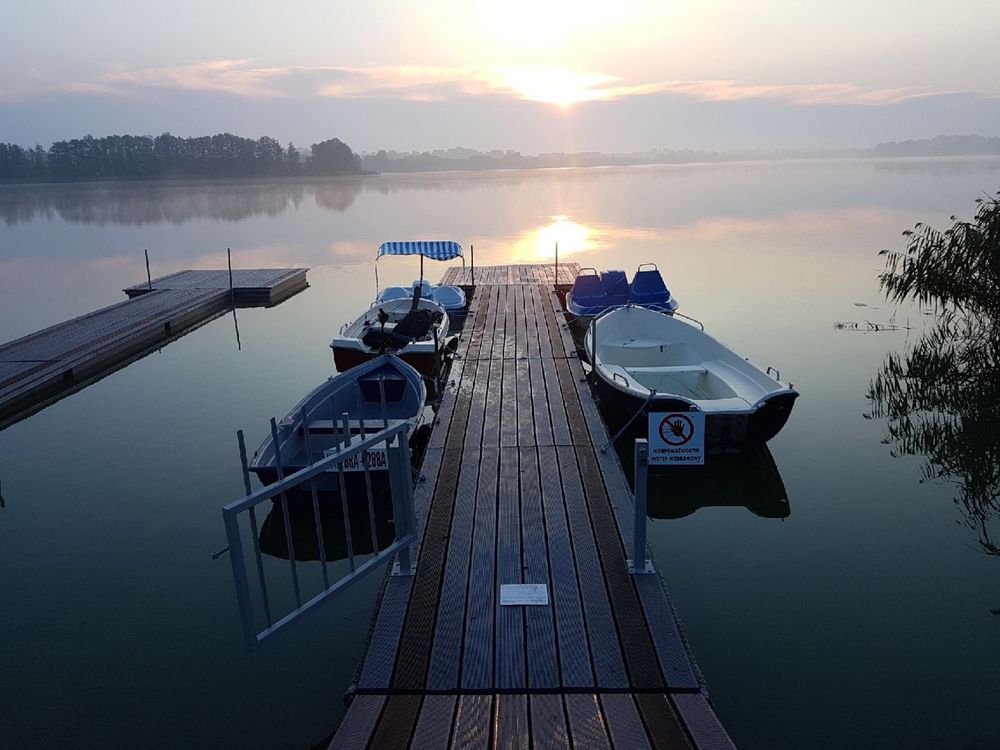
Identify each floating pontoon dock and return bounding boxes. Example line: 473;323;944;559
331;264;734;749
0;268;307;427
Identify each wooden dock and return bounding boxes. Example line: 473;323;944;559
0;268;307;427
441;263;579;287
331;264;734;749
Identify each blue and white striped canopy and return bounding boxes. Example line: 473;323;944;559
377;241;463;261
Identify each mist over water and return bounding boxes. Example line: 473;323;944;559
2;158;1000;749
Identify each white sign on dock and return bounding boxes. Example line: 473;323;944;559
500;583;549;606
648;412;705;466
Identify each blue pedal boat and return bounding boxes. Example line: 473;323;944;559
566;264;679;346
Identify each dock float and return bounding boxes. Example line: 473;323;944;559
331;264;734;749
0;267;307;428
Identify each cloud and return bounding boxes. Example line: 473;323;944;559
647;80;962;106
10;59;994;110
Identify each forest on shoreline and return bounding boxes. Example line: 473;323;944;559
0;133;365;183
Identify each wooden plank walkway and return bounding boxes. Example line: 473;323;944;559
0;268;307;427
331;265;735;749
441;263;579;287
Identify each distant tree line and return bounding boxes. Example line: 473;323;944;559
872;135;1000;158
362;135;1000;174
0;133;365;183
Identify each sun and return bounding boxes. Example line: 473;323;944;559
493;66;621;109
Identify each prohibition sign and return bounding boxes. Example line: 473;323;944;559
658;413;695;446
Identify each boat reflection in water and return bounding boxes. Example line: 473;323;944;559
258;488;396;562
647;445;789;520
614;435;790;520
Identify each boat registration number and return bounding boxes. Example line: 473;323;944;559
325;447;389;472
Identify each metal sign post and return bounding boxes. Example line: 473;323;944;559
629;439;653;574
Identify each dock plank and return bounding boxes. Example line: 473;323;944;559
369;694;421;750
427;450;482;690
555;447;629;689
328;695;385;750
495;448;526;690
601;693;653;750
411;695;458;748
530;694;569;749
451;695;493;749
564;694;612;750
494;694;529;750
537;446;593;689
461;447;500;689
499;356;519;448
519;449;559;689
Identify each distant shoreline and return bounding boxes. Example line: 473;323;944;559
3;133;997;186
2;153;999;189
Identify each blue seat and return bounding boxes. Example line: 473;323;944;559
601;270;629;306
630;268;671;305
571;273;606;305
568;272;609;316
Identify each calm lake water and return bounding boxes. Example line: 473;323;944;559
2;159;1000;749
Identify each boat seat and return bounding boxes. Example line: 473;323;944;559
304;418;403;433
570;273;607;307
691;397;755;413
625;365;708;375
601;270;629;297
604;338;674;351
630;268;671;305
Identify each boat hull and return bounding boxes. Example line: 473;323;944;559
252;465;392;496
332;346;439;377
590;369;797;454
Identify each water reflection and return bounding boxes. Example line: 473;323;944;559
615;439;790;520
0;178;365;226
510;215;600;262
868;193;1000;572
868;314;1000;559
647;445;790;520
258;489;396;562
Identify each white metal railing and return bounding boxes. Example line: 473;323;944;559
221;420;416;651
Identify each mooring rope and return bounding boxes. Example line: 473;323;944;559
600;389;657;453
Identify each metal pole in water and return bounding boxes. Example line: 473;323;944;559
554;241;559;286
470;243;475;286
631;439;652;574
145;248;152;291
227;248;234;305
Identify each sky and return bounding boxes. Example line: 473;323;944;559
1;0;999;153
